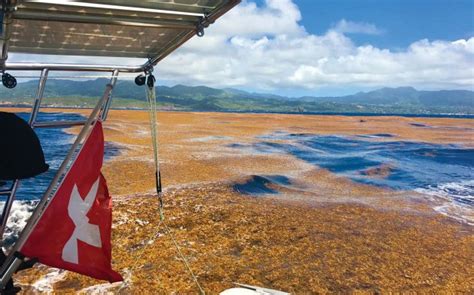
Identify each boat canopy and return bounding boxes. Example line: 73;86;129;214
1;0;239;72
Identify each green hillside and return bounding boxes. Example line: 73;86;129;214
1;79;473;114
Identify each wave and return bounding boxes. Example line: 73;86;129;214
233;175;291;195
415;180;474;225
1;200;37;247
229;132;474;225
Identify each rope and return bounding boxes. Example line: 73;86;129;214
162;220;206;295
130;221;163;270
142;72;205;294
121;219;206;294
118;220;165;293
145;75;164;220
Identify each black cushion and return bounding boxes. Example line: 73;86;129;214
0;112;49;180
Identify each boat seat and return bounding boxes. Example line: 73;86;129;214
0;112;49;180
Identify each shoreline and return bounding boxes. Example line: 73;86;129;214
2;105;473;119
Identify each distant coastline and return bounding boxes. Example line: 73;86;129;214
2;105;473;119
1;82;473;116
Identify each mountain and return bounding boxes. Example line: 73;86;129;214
0;80;473;114
347;86;421;104
299;87;473;107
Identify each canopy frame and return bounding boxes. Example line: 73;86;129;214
0;67;121;288
1;0;240;73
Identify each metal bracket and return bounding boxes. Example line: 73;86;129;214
196;15;214;37
1;0;9;13
144;63;154;75
2;0;15;13
196;22;204;37
140;58;154;76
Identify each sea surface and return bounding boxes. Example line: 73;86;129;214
1;112;473;246
221;111;474;119
231;131;474;225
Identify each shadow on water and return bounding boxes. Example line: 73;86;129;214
409;122;474;132
233;175;291;195
410;123;429;128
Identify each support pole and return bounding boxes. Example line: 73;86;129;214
0;180;19;243
0;68;48;243
14;11;198;30
0;80;115;289
33;120;87;128
28;68;49;126
100;69;119;121
0;256;21;286
0;0;16;71
5;62;142;73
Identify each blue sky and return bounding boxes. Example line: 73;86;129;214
160;0;473;96
9;0;474;97
291;0;474;49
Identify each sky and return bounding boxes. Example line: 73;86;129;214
8;0;474;97
292;0;474;50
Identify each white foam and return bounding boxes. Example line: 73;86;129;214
415;180;474;225
31;268;67;293
1;200;37;246
135;219;149;226
187;135;233;142
47;159;64;169
78;268;132;294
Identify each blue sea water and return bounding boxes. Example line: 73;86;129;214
231;132;474;224
1;111;472;229
0;112;119;201
279;135;472;194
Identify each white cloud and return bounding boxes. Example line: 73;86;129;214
332;19;384;35
155;0;474;92
8;0;474;93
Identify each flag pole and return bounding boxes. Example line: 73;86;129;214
0;71;119;288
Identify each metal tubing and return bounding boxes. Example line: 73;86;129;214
0;0;16;69
3;1;241;73
100;69;119;121
142;30;196;70
20;0;205;18
0;180;19;244
4;62;143;72
14;11;198;30
206;0;241;24
17;85;112;248
4;1;241;73
0;82;114;287
0;68;48;243
28;68;49;126
33;120;86;128
0;256;22;289
143;0;241;69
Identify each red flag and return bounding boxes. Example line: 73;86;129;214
20;121;122;282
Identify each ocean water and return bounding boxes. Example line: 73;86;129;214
1;112;473;246
231;132;474;225
0;112;119;244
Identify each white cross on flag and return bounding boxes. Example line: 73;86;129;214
20;121;122;282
